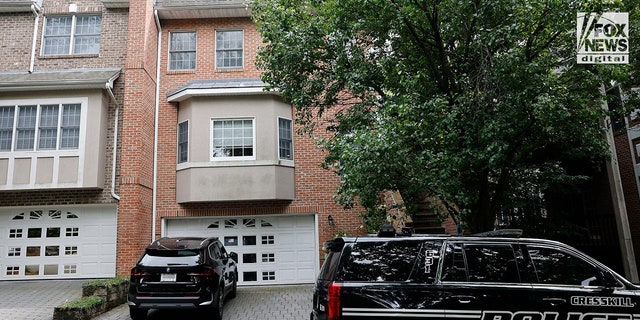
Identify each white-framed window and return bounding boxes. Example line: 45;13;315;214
177;121;188;163
211;118;254;160
0;103;81;152
215;30;243;69
0;106;15;151
42;14;102;55
278;117;293;160
15;105;36;150
169;31;196;70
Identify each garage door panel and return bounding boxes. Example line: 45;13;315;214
297;268;315;279
278;219;296;228
296;233;314;245
277;233;296;244
296;250;314;263
166;214;317;285
278;250;295;262
82;263;99;275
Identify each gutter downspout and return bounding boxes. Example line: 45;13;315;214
152;8;162;241
29;3;40;73
107;80;121;201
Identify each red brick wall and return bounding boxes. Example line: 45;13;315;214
0;12;35;70
614;131;640;275
115;0;157;274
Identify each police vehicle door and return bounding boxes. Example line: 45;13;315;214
441;241;535;320
522;244;639;320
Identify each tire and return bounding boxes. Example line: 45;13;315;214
129;307;148;320
212;287;224;320
227;276;238;300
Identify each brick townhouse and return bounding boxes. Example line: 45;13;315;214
0;0;128;280
0;0;360;284
120;0;360;285
0;0;638;284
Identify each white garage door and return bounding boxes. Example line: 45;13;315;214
165;214;317;285
0;205;117;280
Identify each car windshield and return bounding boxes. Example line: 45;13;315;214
139;249;201;266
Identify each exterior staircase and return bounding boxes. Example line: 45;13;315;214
406;198;447;234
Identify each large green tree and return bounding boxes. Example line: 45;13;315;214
251;0;639;232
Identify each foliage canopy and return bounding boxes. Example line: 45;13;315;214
251;0;639;232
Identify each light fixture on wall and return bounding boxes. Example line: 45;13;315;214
327;215;334;226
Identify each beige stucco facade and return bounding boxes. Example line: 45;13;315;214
0;89;109;190
175;94;295;202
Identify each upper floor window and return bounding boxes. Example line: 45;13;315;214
278;118;293;160
215;30;243;69
177;121;188;163
43;15;102;55
0;103;81;152
169;32;196;70
211;118;254;160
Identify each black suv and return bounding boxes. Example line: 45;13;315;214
312;229;639;320
128;237;238;320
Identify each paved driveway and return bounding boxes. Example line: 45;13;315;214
95;284;313;320
0;280;84;320
0;280;312;320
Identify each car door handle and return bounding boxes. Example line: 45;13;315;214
452;295;476;304
543;298;566;307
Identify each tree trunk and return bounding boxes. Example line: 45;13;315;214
468;171;496;233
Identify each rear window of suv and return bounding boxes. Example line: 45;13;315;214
336;240;442;283
139;249;202;266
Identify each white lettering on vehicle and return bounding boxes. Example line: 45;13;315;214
571;296;634;307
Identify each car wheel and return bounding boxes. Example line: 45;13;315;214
212;287;224;320
227;277;237;300
129;307;148;320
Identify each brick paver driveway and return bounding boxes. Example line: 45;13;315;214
0;280;84;320
94;284;313;320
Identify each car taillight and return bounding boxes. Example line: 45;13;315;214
130;272;150;277
187;269;214;277
130;269;150;278
187;269;215;282
327;283;341;320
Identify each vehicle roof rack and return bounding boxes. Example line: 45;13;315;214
377;224;396;237
324;237;345;252
472;229;523;237
376;225;413;237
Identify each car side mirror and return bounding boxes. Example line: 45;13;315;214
598;270;619;290
604;273;619;287
229;252;238;263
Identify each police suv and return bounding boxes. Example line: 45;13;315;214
311;228;640;320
